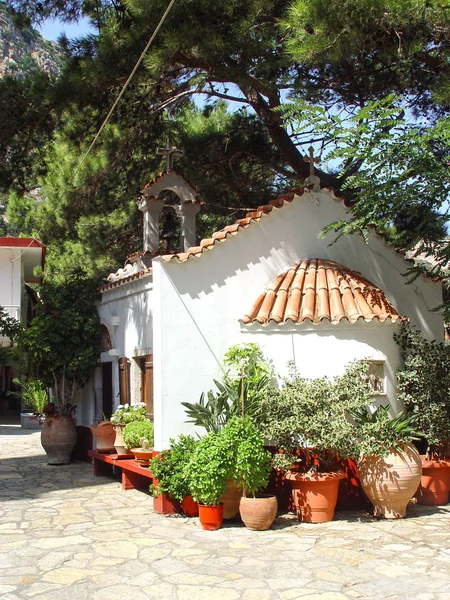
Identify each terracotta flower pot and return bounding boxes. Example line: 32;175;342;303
41;414;77;465
416;457;450;505
198;504;223;530
90;421;116;453
181;495;199;517
239;495;278;530
221;478;242;519
130;448;153;467
285;470;345;523
113;424;133;455
358;443;422;518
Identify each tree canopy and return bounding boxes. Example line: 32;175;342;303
1;0;449;290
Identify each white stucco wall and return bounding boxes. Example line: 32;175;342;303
77;274;154;425
152;189;444;448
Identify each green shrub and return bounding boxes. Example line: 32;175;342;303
9;378;48;414
111;402;147;425
149;435;197;501
185;431;229;506
220;417;271;496
122;420;154;449
395;324;450;458
255;361;373;472
182;343;273;433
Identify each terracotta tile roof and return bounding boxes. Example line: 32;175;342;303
158;187;442;285
241;259;406;325
160;187;309;263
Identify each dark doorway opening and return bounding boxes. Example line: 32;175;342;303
102;362;113;419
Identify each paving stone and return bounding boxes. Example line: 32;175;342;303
2;422;450;600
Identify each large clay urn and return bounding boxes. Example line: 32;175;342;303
41;415;77;465
285;471;345;523
239;495;278;530
416;457;450;505
358;443;422;518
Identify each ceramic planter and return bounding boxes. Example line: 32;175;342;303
358;443;422;518
181;495;199;517
285;470;345;523
20;413;44;430
239;494;278;530
41;414;77;465
221;478;242;519
130;448;153;466
113;424;132;455
90;421;116;453
198;504;223;530
416;457;450;505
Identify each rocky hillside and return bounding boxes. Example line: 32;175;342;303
0;3;64;79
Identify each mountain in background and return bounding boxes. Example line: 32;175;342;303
0;2;64;79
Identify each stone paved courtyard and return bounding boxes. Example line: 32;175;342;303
1;422;450;600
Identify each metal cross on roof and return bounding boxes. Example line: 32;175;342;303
304;146;320;176
156;139;183;172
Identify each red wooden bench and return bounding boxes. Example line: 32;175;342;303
88;450;154;491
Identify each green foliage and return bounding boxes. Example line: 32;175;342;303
350;404;421;458
9;378;48;414
17;271;101;413
149;435;197;501
110;402;147;425
185;431;229;506
182;343;273;433
0;305;22;342
220;417;271;497
395;324;450;458
122;419;154;449
0;305;22;367
256;361;374;472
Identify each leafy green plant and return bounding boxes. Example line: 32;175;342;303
220;417;271;497
122;420;154;449
182;343;273;433
8;377;48;414
350;404;422;458
149;435;197;501
17;272;101;415
256;361;373;472
185;431;229;506
110;402;147;425
0;305;22;367
395;324;450;458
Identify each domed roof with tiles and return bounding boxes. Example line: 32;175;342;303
241;258;406;325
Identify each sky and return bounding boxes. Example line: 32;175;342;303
36;16;96;42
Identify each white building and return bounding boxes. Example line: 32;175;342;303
0;237;45;402
79;170;444;449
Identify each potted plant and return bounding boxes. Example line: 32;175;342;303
40;400;78;465
395;324;450;505
110;402;147;454
182;343;273;518
351;404;422;518
89;419;116;454
185;431;229;530
256;361;373;523
9;378;48;430
149;435;198;516
122;419;154;465
221;417;276;530
16;273;101;465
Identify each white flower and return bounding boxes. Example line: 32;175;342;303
124;403;129;409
